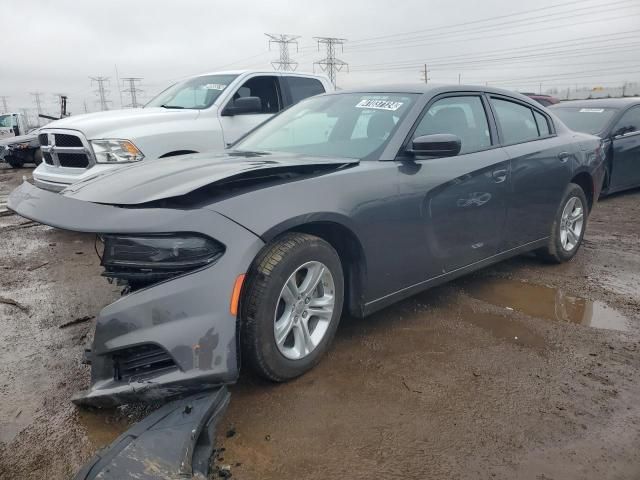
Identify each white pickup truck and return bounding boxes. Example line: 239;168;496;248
33;70;332;191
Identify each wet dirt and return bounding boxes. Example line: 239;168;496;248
1;164;640;479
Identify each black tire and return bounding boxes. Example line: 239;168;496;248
536;183;589;263
33;149;43;166
5;155;24;169
241;232;344;382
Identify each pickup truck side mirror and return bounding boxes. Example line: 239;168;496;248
222;96;263;116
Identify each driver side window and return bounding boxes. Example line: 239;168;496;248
229;76;281;114
613;106;640;136
413;96;491;154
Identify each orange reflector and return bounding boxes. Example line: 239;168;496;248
230;274;246;316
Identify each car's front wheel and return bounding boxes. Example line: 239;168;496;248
241;232;344;381
5;155;24;169
537;182;588;263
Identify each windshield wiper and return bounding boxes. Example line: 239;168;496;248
160;104;185;109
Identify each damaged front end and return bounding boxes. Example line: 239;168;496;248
8;180;265;407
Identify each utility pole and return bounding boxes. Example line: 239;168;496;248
0;96;8;113
420;64;429;84
122;77;144;108
53;93;69;117
30;92;44;126
265;33;300;71
83;99;89;114
539;82;543;95
314;37;348;87
90;76;111;111
622;82;628;97
458;73;462;85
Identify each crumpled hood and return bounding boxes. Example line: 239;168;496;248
0;132;37;147
61;151;359;205
42;108;200;139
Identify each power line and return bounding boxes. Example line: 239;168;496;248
314;37;348;87
122;77;143;108
265;33;300;71
90;76;111;111
348;0;632;48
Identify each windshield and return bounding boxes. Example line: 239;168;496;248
235;93;418;159
0;115;14;128
551;106;618;134
146;74;238;109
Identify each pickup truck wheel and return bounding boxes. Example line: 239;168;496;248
241;232;344;382
5;155;24;169
536;183;588;264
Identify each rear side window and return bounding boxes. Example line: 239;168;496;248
534;111;551;136
613;106;640;136
491;98;539;144
286;77;326;104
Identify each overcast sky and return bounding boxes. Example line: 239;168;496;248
3;0;639;120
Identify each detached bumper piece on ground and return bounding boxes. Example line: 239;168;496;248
74;388;230;480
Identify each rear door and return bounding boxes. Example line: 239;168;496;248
610;105;640;188
488;95;572;249
406;93;510;272
219;74;283;146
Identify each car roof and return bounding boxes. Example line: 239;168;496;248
550;97;640;109
329;83;539;104
192;69;329;79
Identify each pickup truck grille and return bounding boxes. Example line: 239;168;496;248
54;134;83;147
112;344;177;382
39;130;93;169
58;153;89;168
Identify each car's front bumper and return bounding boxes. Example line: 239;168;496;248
9;181;265;407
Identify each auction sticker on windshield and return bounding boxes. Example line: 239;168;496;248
204;84;227;90
356;98;404;111
579;108;605;113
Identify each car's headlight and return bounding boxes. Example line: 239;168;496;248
99;234;225;291
91;139;144;163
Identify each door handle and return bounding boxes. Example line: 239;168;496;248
558;152;570;163
492;168;508;183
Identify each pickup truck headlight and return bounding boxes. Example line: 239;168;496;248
99;234;225;291
91;139;145;163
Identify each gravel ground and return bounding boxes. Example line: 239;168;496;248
0;164;639;480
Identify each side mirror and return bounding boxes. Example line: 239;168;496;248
222;96;262;116
613;126;635;138
409;134;462;158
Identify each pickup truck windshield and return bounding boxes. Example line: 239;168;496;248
0;115;14;128
551;106;618;135
146;74;238;109
235;93;417;159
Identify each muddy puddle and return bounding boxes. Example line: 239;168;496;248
463;278;630;332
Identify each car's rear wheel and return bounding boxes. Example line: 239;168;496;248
536;183;588;263
241;232;344;381
5;155;24;169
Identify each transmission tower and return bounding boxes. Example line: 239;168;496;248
122;77;144;108
313;37;348;87
30;92;44;125
0;96;8;113
90;76;111;111
265;33;300;71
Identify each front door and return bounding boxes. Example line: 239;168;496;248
219;75;283;146
610;106;640;189
409;94;510;272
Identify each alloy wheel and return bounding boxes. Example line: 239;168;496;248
559;196;584;251
273;261;336;360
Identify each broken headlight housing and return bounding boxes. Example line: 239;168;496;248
91;139;145;163
99;234;225;291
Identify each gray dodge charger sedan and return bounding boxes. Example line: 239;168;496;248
9;85;605;406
